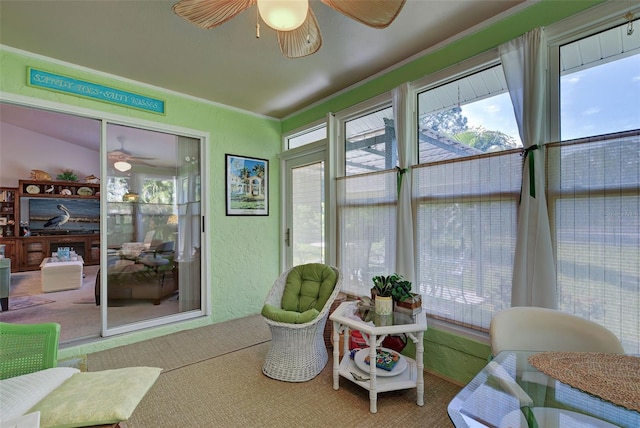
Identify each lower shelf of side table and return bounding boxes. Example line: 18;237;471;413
338;351;418;393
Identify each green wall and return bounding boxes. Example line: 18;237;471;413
0;48;282;358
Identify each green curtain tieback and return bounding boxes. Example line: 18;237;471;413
396;166;408;197
521;144;539;202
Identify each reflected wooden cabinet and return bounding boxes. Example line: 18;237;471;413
0;238;18;272
0;187;18;238
21;239;46;270
17;235;100;271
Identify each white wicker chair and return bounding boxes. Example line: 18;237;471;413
262;265;342;382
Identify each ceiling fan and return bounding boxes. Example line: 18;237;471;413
108;136;156;171
172;0;406;58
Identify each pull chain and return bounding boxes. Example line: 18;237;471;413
256;6;261;38
624;11;634;36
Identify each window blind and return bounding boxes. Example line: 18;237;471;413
413;150;522;330
337;170;397;296
547;131;640;353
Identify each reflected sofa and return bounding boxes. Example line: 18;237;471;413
95;242;177;305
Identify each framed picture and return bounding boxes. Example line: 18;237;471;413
225;154;269;216
0;217;6;226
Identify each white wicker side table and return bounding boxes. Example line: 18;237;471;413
329;301;428;413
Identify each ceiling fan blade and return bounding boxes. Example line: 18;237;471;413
172;0;255;29
276;8;322;59
107;150;131;161
321;0;406;29
130;159;157;168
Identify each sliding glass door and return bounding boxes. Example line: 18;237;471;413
102;123;203;334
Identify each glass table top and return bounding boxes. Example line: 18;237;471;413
448;350;640;428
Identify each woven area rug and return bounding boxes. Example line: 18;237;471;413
5;295;55;311
528;351;640;412
88;314;271;372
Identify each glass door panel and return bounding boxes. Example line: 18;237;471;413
103;124;202;333
286;152;325;267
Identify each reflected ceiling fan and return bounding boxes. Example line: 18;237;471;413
172;0;406;58
108;136;156;171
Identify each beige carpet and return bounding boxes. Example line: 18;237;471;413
88;314;271;372
0;266;102;342
89;316;461;427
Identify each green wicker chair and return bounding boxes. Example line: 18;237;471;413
261;264;342;382
0;322;60;380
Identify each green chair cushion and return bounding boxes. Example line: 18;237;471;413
261;304;320;324
281;264;337;313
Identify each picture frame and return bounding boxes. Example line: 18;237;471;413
225;154;269;216
0;217;6;226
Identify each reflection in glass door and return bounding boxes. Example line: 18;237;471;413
102;124;202;334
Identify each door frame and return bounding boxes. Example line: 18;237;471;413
279;139;332;271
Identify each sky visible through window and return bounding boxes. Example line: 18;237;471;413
458;52;639;144
461;92;522;147
561;53;640;140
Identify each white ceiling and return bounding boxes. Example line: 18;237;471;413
0;0;527;119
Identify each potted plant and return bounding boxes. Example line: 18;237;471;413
371;274;413;315
56;169;78;182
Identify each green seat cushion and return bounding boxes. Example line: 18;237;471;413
281;264;337;313
261;304;319;324
29;366;161;428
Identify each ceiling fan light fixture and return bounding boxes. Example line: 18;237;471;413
114;161;132;172
257;0;308;31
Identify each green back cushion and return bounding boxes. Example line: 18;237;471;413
282;264;337;313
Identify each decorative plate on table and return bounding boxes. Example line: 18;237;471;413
77;186;94;196
354;347;407;377
26;184;40;194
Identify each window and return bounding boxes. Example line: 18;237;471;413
106;176;130;202
548;132;640;353
560;19;640;141
414;65;521;330
417;65;522;164
287;124;326;150
344;106;395;176
413;152;521;329
337;171;396;295
550;18;640;353
327;4;640;351
337;100;397;295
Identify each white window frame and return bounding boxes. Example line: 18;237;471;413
334;92;393;178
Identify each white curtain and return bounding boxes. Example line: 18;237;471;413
500;28;556;308
392;83;416;284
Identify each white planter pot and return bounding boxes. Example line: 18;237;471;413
375;296;393;315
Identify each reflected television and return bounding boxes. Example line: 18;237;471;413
28;198;100;234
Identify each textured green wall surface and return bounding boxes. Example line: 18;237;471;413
424;328;491;384
400;327;490;385
1;48;282;358
281;0;603;133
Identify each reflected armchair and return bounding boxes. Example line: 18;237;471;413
261;264;342;382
